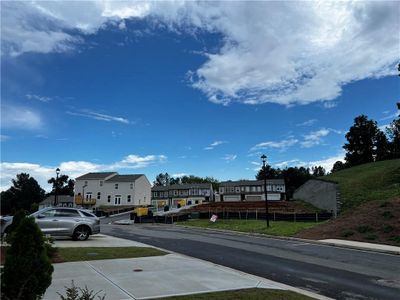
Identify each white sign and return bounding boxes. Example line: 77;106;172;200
210;214;218;222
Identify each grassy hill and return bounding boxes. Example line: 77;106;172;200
296;159;400;245
324;159;400;211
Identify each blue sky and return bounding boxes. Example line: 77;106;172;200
1;1;399;191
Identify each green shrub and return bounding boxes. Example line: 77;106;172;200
382;225;395;233
379;201;393;208
4;209;26;244
382;211;394;220
1;217;54;300
365;234;377;241
341;231;354;238
389;236;400;243
357;225;373;234
58;281;106;300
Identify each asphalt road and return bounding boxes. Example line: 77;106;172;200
101;215;400;300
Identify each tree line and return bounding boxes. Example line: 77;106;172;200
0;173;75;215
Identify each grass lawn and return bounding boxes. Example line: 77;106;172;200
155;288;314;300
177;219;320;236
324;159;400;211
54;247;167;263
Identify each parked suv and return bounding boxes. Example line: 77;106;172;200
1;207;100;241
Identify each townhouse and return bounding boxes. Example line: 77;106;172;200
74;172;151;208
151;183;214;208
217;179;286;201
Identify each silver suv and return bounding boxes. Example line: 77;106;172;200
1;207;100;241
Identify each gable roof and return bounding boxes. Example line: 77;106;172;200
75;172;117;180
105;174;143;182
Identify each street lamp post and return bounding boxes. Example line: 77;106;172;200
261;155;270;227
82;184;88;208
54;168;60;206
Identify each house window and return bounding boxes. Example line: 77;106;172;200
115;183;118;189
219;187;224;193
97;192;101;200
174;190;178;196
114;195;121;205
241;186;245;192
127;195;131;202
107;195;111;203
257;186;261;192
86;192;92;200
245;186;250;192
100;181;103;187
130;183;133;189
235;187;240;193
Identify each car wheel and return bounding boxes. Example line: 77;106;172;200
73;225;90;241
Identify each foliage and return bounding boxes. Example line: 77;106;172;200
153;173;220;190
311;166;326;177
255;164;282;180
58;281;106;300
1;217;54;300
330;161;346;173
343;115;380;166
48;174;75;196
4;209;26;243
386;117;400;159
0;173;45;215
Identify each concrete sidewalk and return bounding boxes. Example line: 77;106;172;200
319;239;400;255
45;234;330;300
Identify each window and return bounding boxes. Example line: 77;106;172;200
97;192;101;200
174;190;178;196
130;183;133;189
100;181;103;187
81;211;95;217
235;187;240;193
219;187;224;193
115;183;118;189
55;209;80;217
40;209;56;218
114;195;121;205
245;186;250;192
85;181;88;185
86;192;92;200
107;195;111;203
257;186;261;192
127;195;131;202
251;186;256;192
241;186;245;192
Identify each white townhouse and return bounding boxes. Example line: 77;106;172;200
217;179;286;202
74;172;151;208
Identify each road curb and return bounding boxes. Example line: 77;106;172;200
173;224;400;256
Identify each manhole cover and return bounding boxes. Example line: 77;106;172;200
133;269;143;272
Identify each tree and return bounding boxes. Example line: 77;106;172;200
47;174;74;196
386;117;400;159
0;173;45;215
1;217;54;300
255;165;282;180
331;161;346;173
375;131;391;161
311;166;326;177
282;167;313;199
153;173;171;186
343;115;379;167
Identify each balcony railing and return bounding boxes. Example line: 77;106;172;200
75;196;96;205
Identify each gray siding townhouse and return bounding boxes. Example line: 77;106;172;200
75;172;151;208
151;183;214;208
218;179;285;202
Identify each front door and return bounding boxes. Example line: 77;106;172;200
114;195;121;205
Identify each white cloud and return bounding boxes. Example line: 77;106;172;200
222;154;237;162
1;105;42;130
273;153;345;172
380;111;399;121
251;138;298;152
322;102;338;109
204;140;227;150
26;94;52;102
0;135;10;142
1;153;167;191
301;128;330;148
171;173;188;178
67;109;130;124
2;2;398;106
296;119;317;127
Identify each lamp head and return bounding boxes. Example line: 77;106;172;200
56;168;60;175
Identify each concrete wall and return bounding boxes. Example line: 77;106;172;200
293;179;340;216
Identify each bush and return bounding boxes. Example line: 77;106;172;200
365;234;377;241
58;281;106;300
357;225;373;234
341;230;354;238
1;217;54;300
4;209;26;244
382;211;394;220
382;225;395;233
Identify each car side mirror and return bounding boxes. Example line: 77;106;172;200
37;214;45;219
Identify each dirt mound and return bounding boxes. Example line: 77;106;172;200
295;198;400;246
